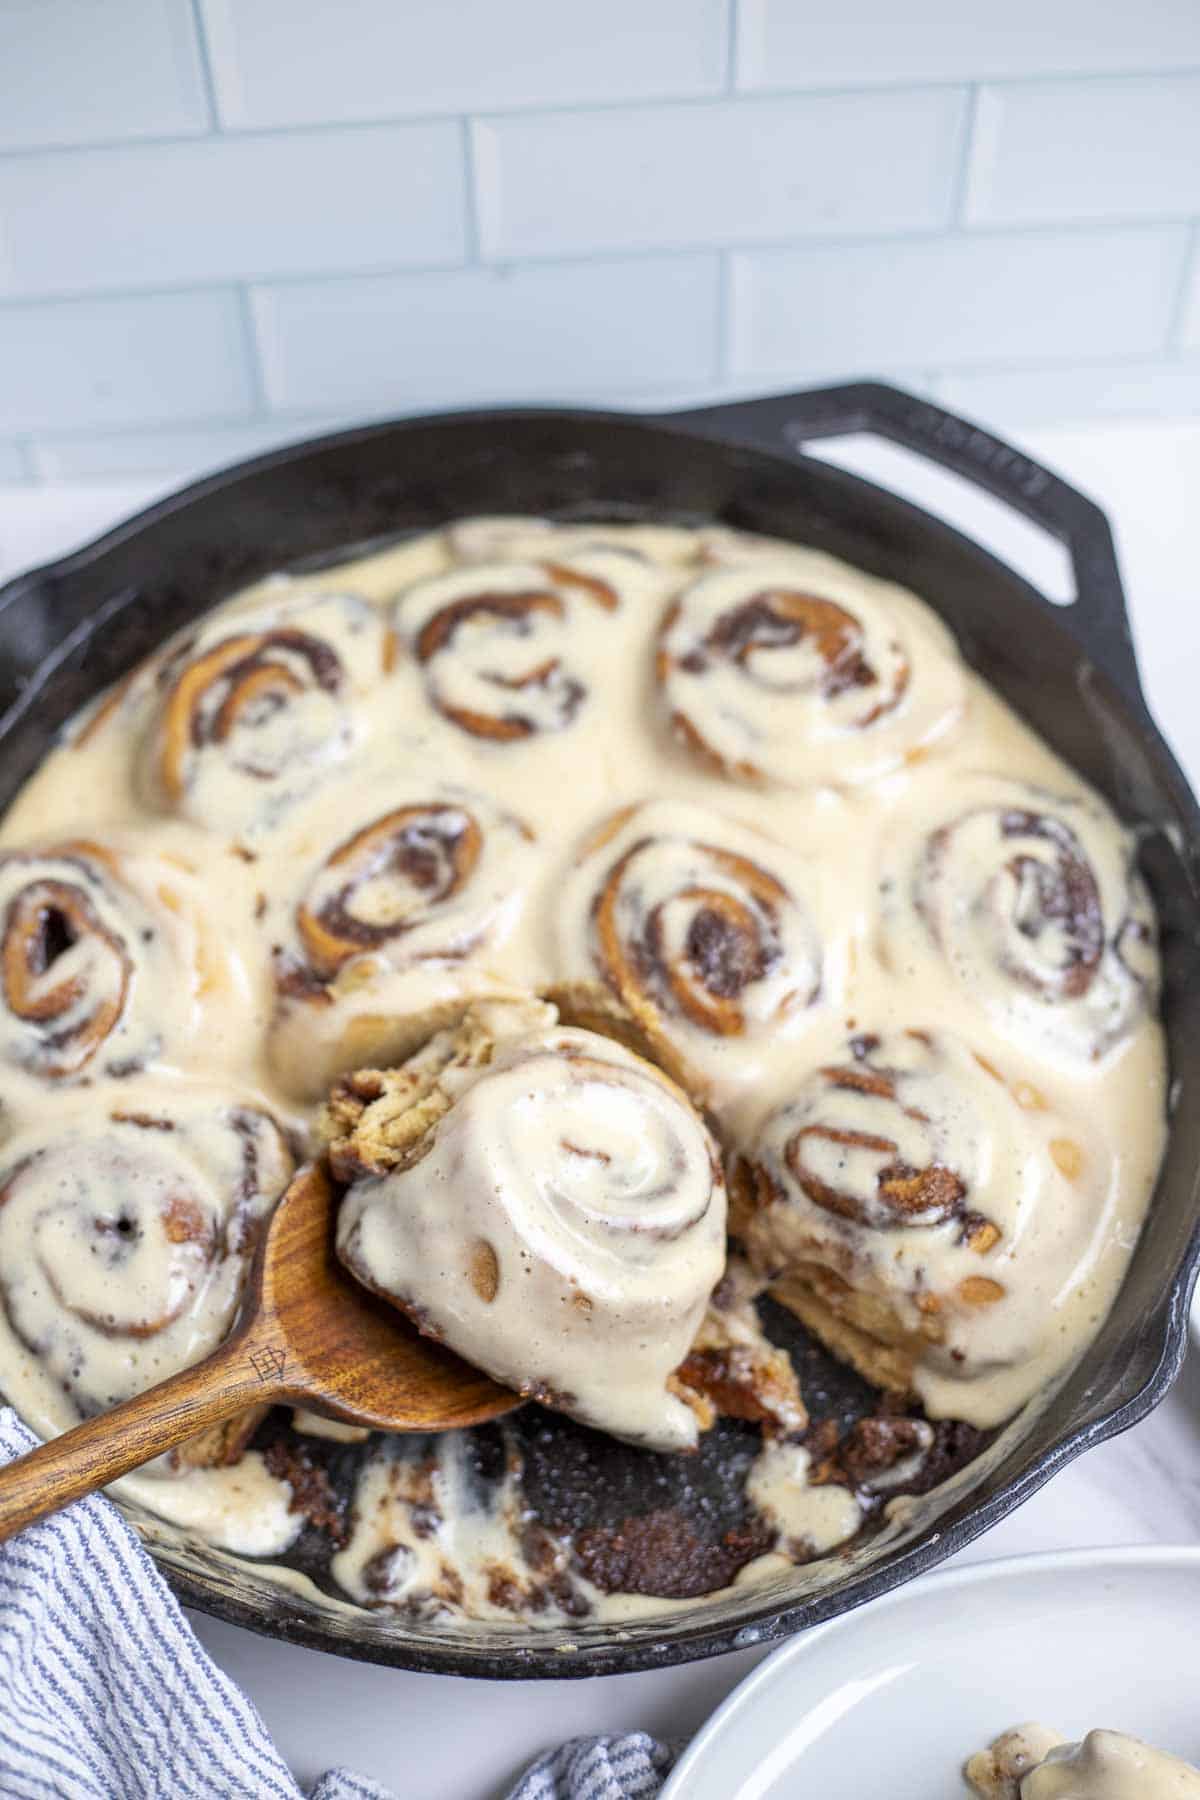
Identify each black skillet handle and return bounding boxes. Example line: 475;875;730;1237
666;380;1143;703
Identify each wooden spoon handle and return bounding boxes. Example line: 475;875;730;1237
0;1326;275;1544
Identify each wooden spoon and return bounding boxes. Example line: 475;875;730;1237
0;1163;518;1543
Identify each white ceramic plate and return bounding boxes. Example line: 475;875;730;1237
662;1548;1200;1799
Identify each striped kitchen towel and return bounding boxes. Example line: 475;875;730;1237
0;1410;674;1800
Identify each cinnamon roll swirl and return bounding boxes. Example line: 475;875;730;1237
393;550;666;743
657;548;966;787
141;590;392;836
554;799;826;1105
882;775;1158;1061
734;1029;1090;1424
0;839;230;1086
0;1087;292;1468
269;787;536;1098
331;999;727;1452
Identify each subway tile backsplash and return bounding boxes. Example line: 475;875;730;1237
730;228;1192;378
1;0;1198;483
0;126;467;298
967;75;1200;226
199;0;730;129
0;290;254;434
474;90;969;259
0;0;210;152
736;0;1200;90
252;256;723;412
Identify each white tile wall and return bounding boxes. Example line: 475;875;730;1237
0;446;29;485
0;126;466;297
0;0;210;151
475;90;968;259
730;228;1190;379
736;0;1200;89
968;75;1200;225
0;291;254;433
28;418;351;483
1179;250;1200;350
933;358;1200;427
252;257;721;412
0;0;1198;485
199;0;730;128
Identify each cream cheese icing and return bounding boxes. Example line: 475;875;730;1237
0;513;1166;1610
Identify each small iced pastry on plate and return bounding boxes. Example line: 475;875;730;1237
731;1028;1110;1427
965;1723;1200;1797
326;998;728;1451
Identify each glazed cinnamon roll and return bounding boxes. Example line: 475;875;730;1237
140;590;393;836
0;1086;292;1468
965;1725;1200;1798
656;547;966;788
554;799;826;1105
0;839;231;1086
882;775;1158;1061
393;550;666;743
268;786;536;1099
330;999;728;1452
734;1029;1091;1424
447;514;701;568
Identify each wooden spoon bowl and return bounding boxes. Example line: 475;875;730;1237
0;1163;518;1542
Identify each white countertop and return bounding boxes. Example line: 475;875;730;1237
2;417;1199;1800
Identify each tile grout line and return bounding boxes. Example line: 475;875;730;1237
948;84;981;231
0;216;1196;314
1164;222;1199;353
14;441;41;487
715;250;734;381
724;0;740;92
2;61;1200;162
11;349;1200;476
460;119;482;263
186;0;223;134
234;286;269;417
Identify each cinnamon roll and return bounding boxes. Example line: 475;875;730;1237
882;775;1158;1061
0;839;234;1086
393;550;666;744
331;999;728;1452
657;548;966;787
268;787;536;1098
141;590;393;836
448;514;700;568
554;799;826;1105
0;1087;292;1469
733;1029;1092;1424
965;1726;1200;1799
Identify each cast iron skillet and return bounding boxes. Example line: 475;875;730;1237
1;381;1198;1678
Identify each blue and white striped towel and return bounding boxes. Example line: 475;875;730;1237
0;1410;673;1800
